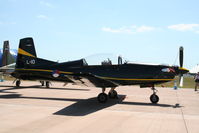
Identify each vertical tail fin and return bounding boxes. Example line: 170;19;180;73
16;37;55;69
2;41;15;66
18;37;37;58
2;41;9;66
16;37;37;69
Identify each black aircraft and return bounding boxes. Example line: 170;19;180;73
11;37;189;103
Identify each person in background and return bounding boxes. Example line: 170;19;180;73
194;72;199;91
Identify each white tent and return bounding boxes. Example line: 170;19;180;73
190;64;199;74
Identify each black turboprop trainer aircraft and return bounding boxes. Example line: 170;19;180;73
11;37;189;103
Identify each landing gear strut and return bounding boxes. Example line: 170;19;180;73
97;87;118;103
40;81;45;86
16;80;21;87
150;86;159;104
46;81;50;88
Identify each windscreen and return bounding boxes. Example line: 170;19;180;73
84;53;128;65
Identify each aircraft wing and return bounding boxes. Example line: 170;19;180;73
66;73;118;88
0;63;15;71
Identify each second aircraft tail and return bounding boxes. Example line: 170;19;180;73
2;41;16;67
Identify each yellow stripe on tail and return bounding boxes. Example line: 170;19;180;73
18;48;36;58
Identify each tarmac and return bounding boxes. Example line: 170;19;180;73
0;81;199;133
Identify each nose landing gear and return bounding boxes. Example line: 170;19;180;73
150;87;159;104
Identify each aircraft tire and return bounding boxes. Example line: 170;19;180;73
46;81;50;88
40;81;45;86
150;94;159;104
108;90;118;99
16;80;21;87
97;93;108;103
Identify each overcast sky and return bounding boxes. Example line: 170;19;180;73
0;0;199;69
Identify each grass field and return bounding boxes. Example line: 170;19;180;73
158;77;195;89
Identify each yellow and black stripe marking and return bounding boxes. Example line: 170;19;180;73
16;68;174;81
99;76;174;81
15;68;73;74
18;48;36;58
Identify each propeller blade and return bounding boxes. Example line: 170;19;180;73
178;46;187;87
179;46;184;68
179;75;184;87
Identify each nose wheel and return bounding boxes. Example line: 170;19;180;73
150;94;159;103
150;87;159;104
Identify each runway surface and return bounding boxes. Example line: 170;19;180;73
0;81;199;133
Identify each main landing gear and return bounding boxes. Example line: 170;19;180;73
40;81;50;88
16;80;21;87
45;81;50;88
14;80;50;88
40;81;51;88
97;87;118;103
150;86;159;104
40;81;45;86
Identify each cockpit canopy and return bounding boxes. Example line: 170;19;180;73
62;54;128;68
84;53;127;66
